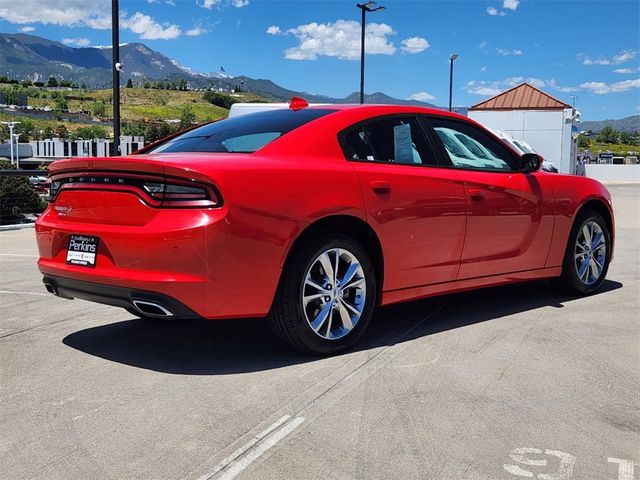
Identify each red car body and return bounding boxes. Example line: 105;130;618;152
35;105;614;323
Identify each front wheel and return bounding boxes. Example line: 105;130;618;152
558;209;611;295
268;234;376;355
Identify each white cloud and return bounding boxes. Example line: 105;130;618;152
480;66;487;73
479;40;488;49
503;0;520;11
613;67;639;74
496;47;523;56
408;92;435;102
266;25;282;35
580;49;637;66
400;37;429;54
281;20;396;61
486;6;506;16
232;0;249;7
186;26;207;36
18;26;35;32
0;0;111;28
121;12;181;40
581;79;640;94
0;1;183;40
62;37;91;47
199;0;220;9
465;77;575;96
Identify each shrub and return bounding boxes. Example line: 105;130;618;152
203;91;238;110
0;160;45;223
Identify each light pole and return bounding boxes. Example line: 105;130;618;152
12;133;21;169
357;1;386;104
570;95;578;109
112;0;121;156
1;121;20;165
449;54;458;112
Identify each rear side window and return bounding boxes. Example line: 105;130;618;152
342;117;437;166
148;108;335;154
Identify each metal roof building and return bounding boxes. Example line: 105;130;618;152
469;83;578;174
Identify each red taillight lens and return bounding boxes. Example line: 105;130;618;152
142;181;219;207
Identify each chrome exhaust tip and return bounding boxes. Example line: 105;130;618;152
132;299;174;318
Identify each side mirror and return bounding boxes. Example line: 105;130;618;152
520;153;542;173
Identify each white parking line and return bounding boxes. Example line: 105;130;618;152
196;415;299;480
0;290;48;297
608;458;636;480
217;417;305;480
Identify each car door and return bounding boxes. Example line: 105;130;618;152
339;115;467;291
424;116;555;279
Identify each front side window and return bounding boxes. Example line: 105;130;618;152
342;117;436;166
147;108;335;154
428;118;517;171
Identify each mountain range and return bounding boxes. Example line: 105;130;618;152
579;116;640;133
0;32;441;109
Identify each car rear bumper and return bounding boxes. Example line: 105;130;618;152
42;274;200;319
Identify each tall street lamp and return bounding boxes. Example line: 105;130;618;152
112;0;121;156
1;121;20;165
357;1;386;105
449;53;458;112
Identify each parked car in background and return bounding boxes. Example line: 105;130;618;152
488;128;559;173
36;101;614;355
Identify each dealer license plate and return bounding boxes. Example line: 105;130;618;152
66;235;100;267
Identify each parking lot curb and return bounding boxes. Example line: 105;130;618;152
0;223;35;232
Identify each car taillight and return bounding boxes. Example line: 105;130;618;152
47;175;221;208
142;181;219;207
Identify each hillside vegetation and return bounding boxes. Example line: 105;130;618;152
0;83;270;142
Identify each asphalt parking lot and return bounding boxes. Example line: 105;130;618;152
1;183;638;480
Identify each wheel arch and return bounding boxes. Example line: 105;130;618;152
576;197;615;259
281;215;384;305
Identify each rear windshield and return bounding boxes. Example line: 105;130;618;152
148;108;335;154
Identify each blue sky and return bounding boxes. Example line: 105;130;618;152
1;0;639;119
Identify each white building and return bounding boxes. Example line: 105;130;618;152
468;83;578;174
30;136;145;159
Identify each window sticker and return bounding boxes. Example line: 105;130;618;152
393;123;413;164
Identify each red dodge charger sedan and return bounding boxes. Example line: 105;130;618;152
35;102;614;354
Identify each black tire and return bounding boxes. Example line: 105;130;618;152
268;234;376;355
558;209;611;295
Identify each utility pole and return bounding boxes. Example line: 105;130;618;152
449;54;458;112
357;2;386;104
1;121;20;166
112;0;121;156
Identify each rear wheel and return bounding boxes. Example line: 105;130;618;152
559;209;611;295
268;234;376;355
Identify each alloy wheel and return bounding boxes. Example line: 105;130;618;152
574;220;607;286
302;248;367;340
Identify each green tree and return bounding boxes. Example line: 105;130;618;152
21;79;33;87
47;76;59;87
577;134;590;149
618;131;633;145
179;104;196;130
54;124;69;139
0;160;44;221
14;120;35;141
202;91;237;109
70;126;108;140
92;100;106;117
143;81;151;89
80;82;87;90
55;96;68;111
126;78;134;88
596;126;618;144
33;81;45;88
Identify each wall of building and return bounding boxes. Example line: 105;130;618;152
469;109;576;174
584;164;640;182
